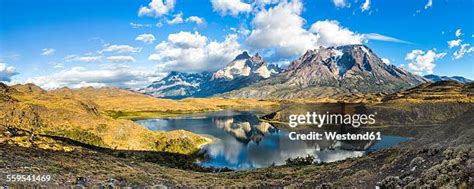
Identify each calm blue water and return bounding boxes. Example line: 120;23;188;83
135;110;409;170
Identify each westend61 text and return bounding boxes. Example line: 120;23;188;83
289;131;382;141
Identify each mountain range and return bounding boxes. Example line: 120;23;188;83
138;52;282;99
222;45;426;98
424;74;472;84
140;45;473;99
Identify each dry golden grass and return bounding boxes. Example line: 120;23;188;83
1;84;215;154
1;83;280;154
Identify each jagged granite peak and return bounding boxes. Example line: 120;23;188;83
222;45;427;99
139;51;282;99
212;51;280;80
234;51;251;60
251;53;264;65
424;74;472;84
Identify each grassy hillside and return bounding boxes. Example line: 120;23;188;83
1;81;472;187
1;103;471;187
0;83;211;154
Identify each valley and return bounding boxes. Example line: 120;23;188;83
1;80;473;187
1;45;472;188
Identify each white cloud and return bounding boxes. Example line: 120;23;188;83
332;0;349;8
405;49;446;74
167;31;208;48
381;58;391;65
64;55;102;63
48;62;64;69
186;16;205;25
211;0;252;16
310;20;364;47
77;56;101;62
41;48;56;56
0;63;18;82
253;0;279;7
361;0;370;12
230;26;250;36
148;31;241;72
246;0;318;57
100;44;140;54
453;43;474;59
455;29;462;37
130;22;152;28
135;33;156;44
424;0;432;9
447;39;462;48
107;56;136;63
138;0;175;18
26;64;161;89
363;33;411;44
167;13;184;25
246;1;406;59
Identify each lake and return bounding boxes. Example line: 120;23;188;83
135;110;409;170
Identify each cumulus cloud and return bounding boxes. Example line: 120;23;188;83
148;31;241;72
455;29;462;37
447;39;462;48
41;48;56;56
167;13;184;25
186;16;205;25
332;0;349;8
361;0;370;12
424;0;432;9
100;44;140;54
107;56;136;63
310;20;364;47
138;0;175;18
167;31;208;48
245;1;407;59
0;63;18;82
211;0;252;16
26;64;161;89
405;49;446;74
453;44;474;59
246;0;318;57
135;33;156;44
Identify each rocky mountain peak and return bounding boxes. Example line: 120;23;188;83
139;51;282;99
222;45;427;99
234;51;251;60
251;53;264;65
212;51;280;80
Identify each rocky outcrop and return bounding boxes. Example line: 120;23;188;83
223;45;426;99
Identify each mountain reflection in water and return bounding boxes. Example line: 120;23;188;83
135;110;408;170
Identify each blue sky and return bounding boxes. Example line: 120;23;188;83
0;0;473;89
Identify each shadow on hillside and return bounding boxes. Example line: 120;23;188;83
1;126;227;172
43;134;232;172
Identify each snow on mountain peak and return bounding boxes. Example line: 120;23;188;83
212;51;279;80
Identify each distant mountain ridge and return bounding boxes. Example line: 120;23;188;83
139;52;282;99
222;45;427;99
424;74;472;84
139;71;212;99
